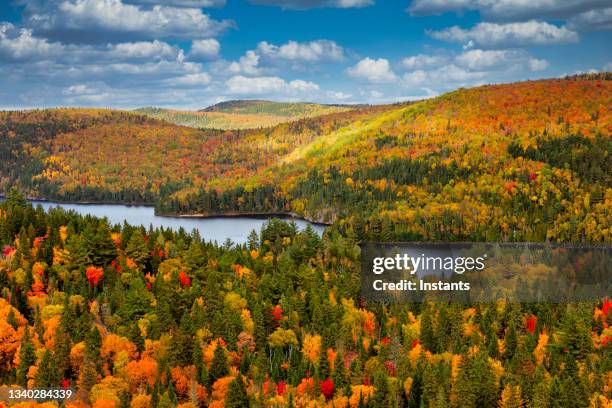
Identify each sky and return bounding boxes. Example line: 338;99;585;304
0;0;610;109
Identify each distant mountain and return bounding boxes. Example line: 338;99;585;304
134;102;353;130
200;100;353;116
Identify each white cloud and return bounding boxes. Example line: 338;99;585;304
125;0;226;7
110;40;182;61
455;49;525;70
429;21;579;48
0;23;64;61
402;64;489;87
228;51;261;75
168;72;212;86
24;0;234;43
347;58;397;83
225;75;319;95
257;40;344;62
289;79;320;91
568;7;612;31
327;90;352;100
63;83;97;95
190;39;220;60
369;90;383;98
527;58;549;71
401;54;447;70
604;62;612;71
248;0;373;10
408;0;609;20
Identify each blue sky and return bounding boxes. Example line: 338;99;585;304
0;0;610;109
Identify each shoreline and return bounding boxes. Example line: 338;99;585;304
0;194;331;226
162;211;331;226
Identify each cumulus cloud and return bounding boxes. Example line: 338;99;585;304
167;72;212;86
401;54;448;70
455;49;526;70
428;21;579;48
327;90;352;100
0;23;64;62
110;40;183;61
225;75;319;95
403;64;489;87
257;40;345;62
248;0;373;10
125;0;226;7
408;0;609;20
228;51;262;75
190;39;220;60
22;0;234;43
568;7;612;31
527;58;549;71
347;58;397;83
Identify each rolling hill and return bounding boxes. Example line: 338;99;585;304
135;101;353;130
1;74;610;243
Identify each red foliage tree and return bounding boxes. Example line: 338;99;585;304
276;380;286;396
602;299;611;318
271;305;283;322
320;378;334;400
525;314;537;335
86;266;104;287
178;271;191;287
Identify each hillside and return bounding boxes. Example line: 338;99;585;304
201;100;353;116
135;101;353;130
1;76;610;243
0;104;391;203
163;76;612;243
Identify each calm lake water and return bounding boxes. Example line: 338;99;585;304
27;201;326;245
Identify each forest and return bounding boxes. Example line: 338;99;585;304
0;74;610;407
0;191;610;407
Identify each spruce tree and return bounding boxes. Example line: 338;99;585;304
17;326;36;386
502;321;518;361
225;376;250;408
207;345;229;388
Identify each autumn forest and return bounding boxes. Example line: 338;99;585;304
0;74;611;408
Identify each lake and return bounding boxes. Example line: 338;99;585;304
27;201;326;245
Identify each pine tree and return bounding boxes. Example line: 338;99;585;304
191;344;206;385
454;350;497;408
125;229;149;269
7;308;18;330
35;349;58;386
207;345;229;388
420;306;436;353
85;326;102;374
502;321;517;361
226;376;250;408
66;234;92;271
17;326;36;386
372;372;389;407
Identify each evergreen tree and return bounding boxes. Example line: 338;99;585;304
225;376;250;408
207;345;229;388
35;349;58;386
420;306;436;353
454;350;497;408
125;229;149;269
17;326;36;386
502;321;518;361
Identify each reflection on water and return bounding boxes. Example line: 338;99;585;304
29;201;326;245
